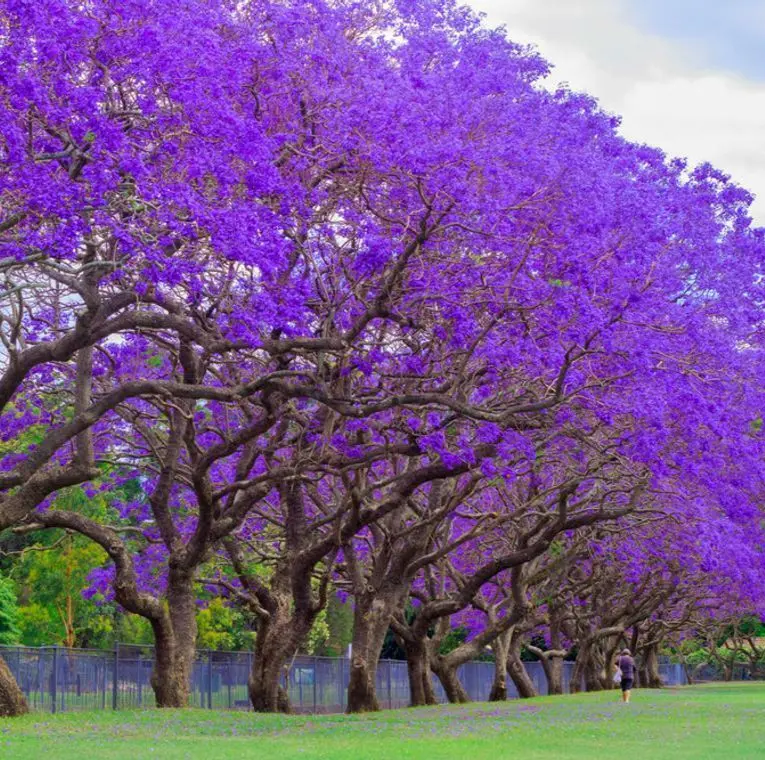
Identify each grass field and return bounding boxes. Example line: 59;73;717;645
0;682;762;759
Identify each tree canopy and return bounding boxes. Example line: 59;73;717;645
0;0;763;716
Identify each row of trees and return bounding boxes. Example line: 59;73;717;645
0;0;763;716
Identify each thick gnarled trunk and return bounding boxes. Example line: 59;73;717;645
248;639;292;714
507;634;537;698
248;598;315;713
642;644;662;688
571;642;597;693
539;654;564;695
152;632;195;708
346;593;398;713
404;636;437;707
346;658;380;713
548;656;564;696
529;617;566;695
584;658;604;692
0;655;28;717
150;569;198;708
431;659;470;704
488;631;511;701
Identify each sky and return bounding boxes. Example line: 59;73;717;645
468;0;765;223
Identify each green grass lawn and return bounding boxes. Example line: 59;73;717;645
1;682;762;759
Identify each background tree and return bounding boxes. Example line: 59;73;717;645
0;574;20;646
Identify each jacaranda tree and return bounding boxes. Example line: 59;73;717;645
2;0;765;718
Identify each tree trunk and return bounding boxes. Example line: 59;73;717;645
584;656;604;692
603;641;621;690
531;616;565;695
346;657;380;713
150;569;198;708
248;641;291;713
544;655;564;695
644;644;662;688
248;596;315;713
0;655;28;717
431;659;470;704
570;643;588;694
346;594;396;713
488;631;511;701
506;635;537;698
404;636;437;707
152;630;194;708
572;642;603;693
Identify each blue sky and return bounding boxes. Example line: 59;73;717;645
627;0;765;80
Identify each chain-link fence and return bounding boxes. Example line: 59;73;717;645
0;644;688;714
688;662;762;682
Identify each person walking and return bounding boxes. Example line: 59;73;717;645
617;648;635;703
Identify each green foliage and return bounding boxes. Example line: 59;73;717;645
314;595;353;657
113;612;153;646
14;532;110;646
305;608;330;655
0;573;21;644
438;626;469;656
17;603;59;647
196;599;253;651
8;484;125;648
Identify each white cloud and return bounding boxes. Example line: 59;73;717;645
469;0;765;223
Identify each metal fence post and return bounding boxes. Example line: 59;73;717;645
227;660;232;709
101;659;107;710
339;657;344;712
387;660;392;709
112;647;119;710
50;646;58;714
207;653;213;709
248;651;254;711
138;652;145;707
313;657;318;713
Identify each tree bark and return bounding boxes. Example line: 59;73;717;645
643;644;662;688
248;642;291;714
488;631;511;701
528;619;566;695
248;596;315;713
546;654;564;695
603;640;621;690
0;655;28;717
404;636;437;707
506;634;537;698
681;660;694;686
583;656;604;692
531;649;566;696
152;627;194;708
431;659;470;703
150;568;198;708
570;643;587;694
571;641;604;693
346;596;395;713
